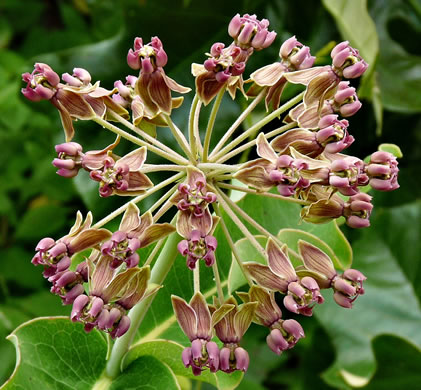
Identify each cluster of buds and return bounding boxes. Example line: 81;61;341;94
21;11;400;381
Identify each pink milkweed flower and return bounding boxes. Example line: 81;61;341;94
177;230;218;270
21;63;60;101
101;203;175;268
228;13;276;51
235;133;310;196
72;253;159;337
31;211;112;278
343;192;373;228
52;142;84;178
193;43;248;105
248;35;315;111
331;81;362;117
238;286;305;354
298;241;366;308
127;37;190;117
284;41;368;109
365;151;399;191
209;296;257;373
316;114;354;154
172;293;230;375
89;146;153;197
244;238;324;316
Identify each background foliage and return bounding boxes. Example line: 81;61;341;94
0;0;420;389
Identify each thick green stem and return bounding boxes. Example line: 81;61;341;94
105;230;181;378
210;91;304;162
203;89;224;162
210;87;267;158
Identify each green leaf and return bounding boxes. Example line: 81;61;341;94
322;0;379;66
2;317;107;389
370;0;421;112
110;355;180;390
317;202;421;388
123;340;243;390
228;236;267;294
378;143;403;158
15;204;69;241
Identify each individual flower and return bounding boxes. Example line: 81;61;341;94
172;293;234;375
89;146;153;197
244;238;324;316
248;35;315;111
101;203;175;268
128;37;190;117
22;64;129;141
228;13;276;51
52;142;84;178
235;133;310;196
210;297;257;373
285;81;361;130
298;241;366;308
300;192;373;228
284;41;368;109
193;43;247;105
71;252;159;338
365;151;399;191
31;211;112;278
238;286;305;354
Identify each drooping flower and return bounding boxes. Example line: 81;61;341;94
210;296;257;373
101;203;175;268
71;252;159;338
365;151;399;191
238;286;305;354
52;142;84;178
172;293;235;375
235;133;310;196
128;37;190;117
31;211;112;278
284;41;368;110
298;241;366;308
248;35;315;111
244;238;324;316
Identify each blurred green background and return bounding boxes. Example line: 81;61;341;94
0;0;420;389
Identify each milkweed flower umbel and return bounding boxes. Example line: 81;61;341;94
21;12;401;380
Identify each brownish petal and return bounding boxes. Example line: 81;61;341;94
68;228;112;253
265;78;287;111
303;72;338;108
119;203;141;232
244;262;289;292
234;165;274;191
147;71;172;115
176;211;191;239
211;303;236;327
54;100;75;142
84;95;106;118
171;295;198;341
135;75;160;119
249;285;282;326
298;240;336;280
117;147;147;171
186;166;206;188
103;95;130;121
300;198;344;224
195;71;226;106
190;292;212;339
56;89;96;119
127;171;153;191
139;223;176;248
130;211;153;237
162;71;191;94
82;136;120;170
234;302;258;339
266;238;297;282
256;133;277;162
90;255;115;296
102;268;139;303
284;66;330;86
251;62;285;86
190;208;213;236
